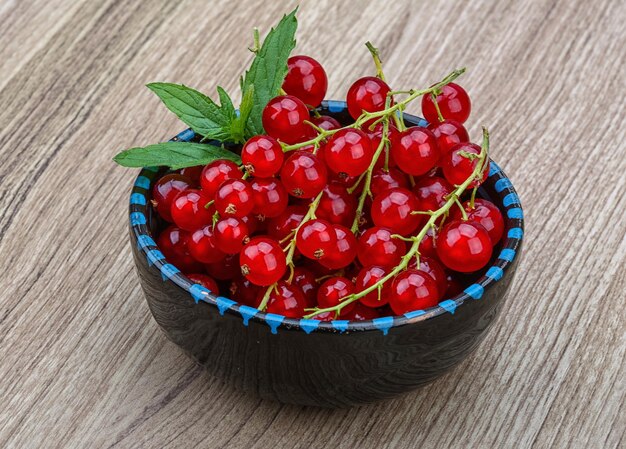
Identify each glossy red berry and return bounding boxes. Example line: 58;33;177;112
240;237;287;286
152;174;192;222
357;227;406;268
319;224;358;270
178;166;203;185
347;76;391;120
345;303;381;321
188;225;226;263
157;225;203;273
214;217;249;254
371;188;422;235
249;178;289;219
262;95;311;144
170;189;214;231
325;128;374;177
186;273;219;294
296;219;337;260
370;167;409;197
311;311;336;321
312;115;341;131
266;205;307;241
436;220;493;272
229;276;262;308
367;122;398;169
418;227;437;259
451;199;504;244
214;179;254;218
316;183;357;227
413;176;454;211
317;277;356;315
421;83;471;124
428;120;469;155
356;266;391;308
205;254;240;280
390;127;440;176
282;55;328;107
292;267;318;308
241;135;284;177
441;143;488;187
389;269;440;314
410;256;447;299
266;281;307;318
200;159;242;198
280;150;328;198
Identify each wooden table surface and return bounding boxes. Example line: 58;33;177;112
1;0;625;447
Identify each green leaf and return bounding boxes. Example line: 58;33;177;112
217;86;236;122
231;85;255;142
242;7;298;135
146;83;234;142
113;142;241;169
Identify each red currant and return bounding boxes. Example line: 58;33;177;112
390;127;440;176
240;237;287;286
357;227;406;268
317;276;356;315
445;272;464;298
436;220;493;272
214;179;254;218
266;205;307;241
370;167;409;197
371;188;422;235
241;135;284;177
262;95;311;144
170;189;214;231
296;219;337;260
188;225;226;263
418;227;437;259
346;76;391;120
316;182;357;227
152;174;192;222
186;273;219;294
389;269;440;314
292;267;318;308
409;256;447;299
157;225;203;272
345;303;381;321
441;143;488;187
451;198;504;244
250;178;289;219
319;224;358;270
413;176;453;211
205;254;240;280
229;276;262;308
280;150;327;198
428;119;469;155
282;55;328;107
214;216;249;254
325;128;374;177
421;83;471;124
355;266;391;308
312;115;341;131
366;122;398;169
266;281;307;318
200;159;242;198
311;311;336;321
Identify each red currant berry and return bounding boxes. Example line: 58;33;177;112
214;217;249;254
280;150;328;198
441;143;488;187
357;227;406;268
170;189;214;231
409;256;447;299
445;272;464;298
240;237;287;286
312;115;341;131
345;303;380;321
419;227;437;259
282;55;328;107
316;182;357;227
366;122;398;169
205;254;240;280
292;267;318;308
262;95;311;144
452;198;504;244
188;225;226;263
179;166;203;185
152;174;192;222
370;167;409;197
371;188;422;235
390;126;439;176
241;214;262;235
421;83;471;124
317;276;356;315
296;219;337;260
319;224;358;270
436;220;493;272
266;205;307;241
389;269;440;314
229;276;262;308
325;128;374;177
214;179;254;218
266;281;307;318
241;135;284;177
200;159;242;198
346;76;391;119
356;266;391;308
250;178;289;219
311;311;336;321
413;176;453;211
157;225;203;272
428;119;469;155
186;273;219;294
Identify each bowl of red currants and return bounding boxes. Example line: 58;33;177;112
119;10;523;407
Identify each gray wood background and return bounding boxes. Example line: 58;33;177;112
1;0;624;447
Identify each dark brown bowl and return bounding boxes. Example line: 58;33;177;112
128;101;524;407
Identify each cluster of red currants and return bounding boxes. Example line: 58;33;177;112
151;55;504;321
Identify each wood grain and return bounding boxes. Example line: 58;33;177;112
0;0;624;447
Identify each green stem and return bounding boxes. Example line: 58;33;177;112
365;41;386;81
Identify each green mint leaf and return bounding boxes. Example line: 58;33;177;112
231;85;255;142
242;7;298;135
217;86;236;122
113;142;241;169
146;83;234;142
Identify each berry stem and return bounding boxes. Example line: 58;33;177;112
430;92;445;122
365;41;386;81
